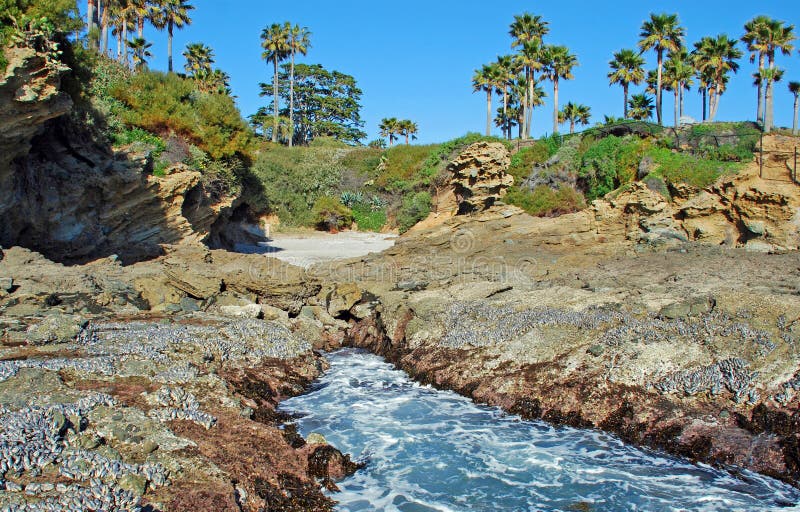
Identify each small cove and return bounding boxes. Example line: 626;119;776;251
279;349;800;512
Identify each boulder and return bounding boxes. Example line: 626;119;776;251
134;276;184;310
327;283;362;318
659;302;691;320
25;314;86;345
219;304;262;319
260;304;290;324
448;142;513;214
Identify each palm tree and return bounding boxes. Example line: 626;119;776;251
742;16;773;125
638;13;685;125
763;20;795;132
131;0;153;38
628;93;654;121
496;106;518;139
287;24;311;147
663;49;695;127
473;64;500;136
99;0;112;55
183;42;213;77
495;55;515;139
261;23;291;143
201;69;230;95
398;120;418;145
111;0;136;66
789;81;800;135
128;37;152;71
692;35;742;122
608;49;645;118
379;118;401;147
541;45;578;134
510;13;548;139
508;76;544;139
87;0;97;41
152;0;194;73
558;102;591;134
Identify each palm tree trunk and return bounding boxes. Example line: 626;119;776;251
485;89;492;137
679;84;685;118
138;17;144;38
656;49;663;125
289;51;295;147
709;88;717;122
521;68;529;139
167;22;174;73
674;88;679;128
87;0;96;38
116;27;122;61
527;70;534;139
702;87;707;121
793;96;799;135
405;134;409;145
570;120;575;134
765;59;775;133
552;78;559;134
273;58;279;143
100;4;108;55
502;87;508;140
757;53;765;125
122;23;129;67
765;79;774;133
623;83;629;118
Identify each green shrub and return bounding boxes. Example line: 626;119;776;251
644;147;741;188
540;133;564;156
352;204;386;231
339;147;382;177
397;191;431;233
309;136;350;148
508;142;551;184
112;127;166;168
377;144;438;190
0;29;7;71
616;137;649;184
312;196;353;231
113;127;165;150
684;122;758;163
109;70;253;160
505;185;586;217
248;145;343;226
578;136;622;200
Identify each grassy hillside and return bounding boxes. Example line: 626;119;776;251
505;121;759;216
250;133;509;232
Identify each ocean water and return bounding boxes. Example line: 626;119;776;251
279;349;800;512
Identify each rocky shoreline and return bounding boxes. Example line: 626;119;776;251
0;246;362;511
1;112;799;509
2;173;800;508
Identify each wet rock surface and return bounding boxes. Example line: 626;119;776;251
0;268;355;512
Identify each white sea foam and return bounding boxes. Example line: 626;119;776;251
280;349;800;511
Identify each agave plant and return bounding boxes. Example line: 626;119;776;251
340;191;363;208
369;195;386;212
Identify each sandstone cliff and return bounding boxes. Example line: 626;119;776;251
448;141;513;214
0;44;245;264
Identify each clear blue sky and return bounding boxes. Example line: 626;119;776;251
89;1;799;144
